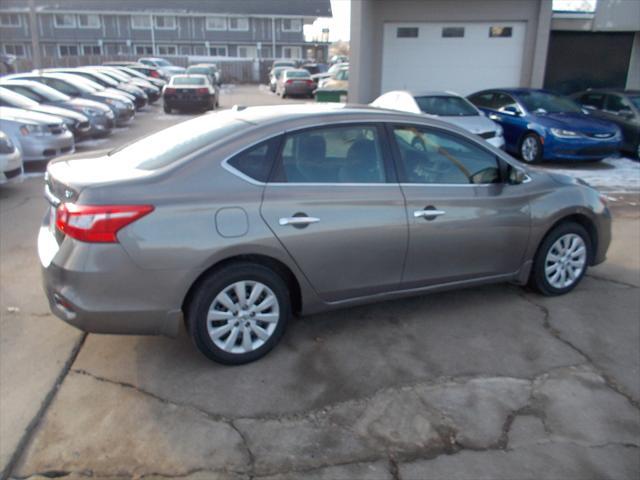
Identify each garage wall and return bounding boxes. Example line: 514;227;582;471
349;0;552;103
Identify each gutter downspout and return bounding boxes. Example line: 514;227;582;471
28;0;41;68
150;13;156;55
271;16;276;59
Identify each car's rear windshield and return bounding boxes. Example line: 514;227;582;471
629;95;640;110
154;59;171;67
517;91;582;114
172;77;206;85
187;67;209;75
414;96;477;116
286;71;310;78
107;112;247;170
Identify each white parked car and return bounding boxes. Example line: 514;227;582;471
0;130;23;183
372;90;505;149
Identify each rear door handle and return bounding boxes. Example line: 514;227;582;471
414;209;446;220
279;216;320;227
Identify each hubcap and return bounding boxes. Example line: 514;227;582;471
544;234;587;289
521;137;538;162
207;281;279;354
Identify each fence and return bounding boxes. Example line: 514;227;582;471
7;55;285;84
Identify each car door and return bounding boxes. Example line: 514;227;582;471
486;93;526;149
260;123;408;302
389;124;531;288
603;94;638;152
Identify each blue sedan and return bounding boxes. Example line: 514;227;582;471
467;88;621;163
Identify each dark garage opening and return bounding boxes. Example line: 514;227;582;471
544;31;634;95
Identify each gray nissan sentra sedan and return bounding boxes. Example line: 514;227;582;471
39;104;611;364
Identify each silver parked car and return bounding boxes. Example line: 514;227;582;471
1;106;74;162
372;90;505;149
39;105;611;364
276;69;315;98
0;130;23;183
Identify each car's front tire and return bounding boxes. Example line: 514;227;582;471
520;133;543;163
187;262;291;365
529;222;591;296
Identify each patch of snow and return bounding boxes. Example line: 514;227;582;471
544;157;640;193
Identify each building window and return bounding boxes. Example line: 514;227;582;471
209;45;228;56
54;14;76;28
489;26;513;38
179;45;191;55
82;44;102;55
194;44;207;55
282;46;301;59
135;44;154;55
206;17;226;30
58;44;78;57
157;45;177;56
261;46;272;58
77;14;100;28
229;17;249;31
131;15;152;30
397;27;418;38
154;16;176;30
0;13;21;27
282;18;302;32
4;44;25;57
442;27;465;38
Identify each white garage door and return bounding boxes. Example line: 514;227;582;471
381;22;526;96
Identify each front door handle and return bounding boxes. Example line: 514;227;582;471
414;208;446;220
279;216;320;227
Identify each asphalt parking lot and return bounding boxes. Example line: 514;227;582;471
1;85;639;480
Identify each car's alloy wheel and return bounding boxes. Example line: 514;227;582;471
529;222;591;296
520;134;542;163
544;233;587;289
207;281;280;354
188;262;290;364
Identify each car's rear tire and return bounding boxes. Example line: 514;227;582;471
529;222;591;296
187;262;291;365
520;133;543;163
163;104;171;114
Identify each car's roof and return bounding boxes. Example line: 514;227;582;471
283;69;311;75
580;88;640;95
389;90;464;98
187;64;215;69
172;74;208;79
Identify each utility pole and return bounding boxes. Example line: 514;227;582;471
28;0;41;68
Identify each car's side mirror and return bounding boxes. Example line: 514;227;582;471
509;166;528;185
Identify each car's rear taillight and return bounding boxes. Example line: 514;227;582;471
164;87;176;95
286;79;293;84
150;70;160;78
55;203;154;243
306;79;313;85
196;87;209;94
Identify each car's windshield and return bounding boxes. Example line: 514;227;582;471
107;113;246;170
415;96;478;116
286;71;310;79
335;69;348;81
0;87;38;107
172;76;206;85
57;75;103;93
629;95;640;110
28;83;71;101
121;67;145;79
517;91;582;114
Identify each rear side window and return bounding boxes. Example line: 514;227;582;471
273;125;386;183
468;92;494;109
227;137;280;182
392;125;500;185
605;94;627;113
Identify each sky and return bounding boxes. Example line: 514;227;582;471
304;0;597;43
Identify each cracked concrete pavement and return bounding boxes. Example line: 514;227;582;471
1;92;639;479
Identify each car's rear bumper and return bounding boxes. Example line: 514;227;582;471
164;95;213;109
284;84;314;96
38;214;184;337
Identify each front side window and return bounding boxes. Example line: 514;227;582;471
414;96;478;116
54;14;76;28
578;93;605;110
155;16;176;29
516;91;582;114
229;17;249;31
131;15;152;29
393;126;500;185
605;94;628;113
273;125;386;183
78;14;100;28
228;137;280;182
468;92;495;109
